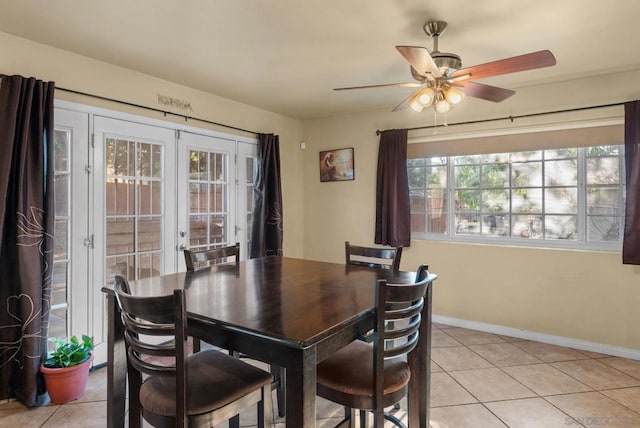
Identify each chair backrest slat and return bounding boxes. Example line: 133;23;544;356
373;265;433;361
345;241;402;271
114;276;187;379
372;264;435;416
184;242;240;271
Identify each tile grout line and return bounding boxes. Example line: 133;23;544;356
438;328;595;427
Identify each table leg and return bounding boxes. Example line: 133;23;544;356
285;347;317;427
106;292;129;428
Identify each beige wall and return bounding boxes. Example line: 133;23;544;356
4;30;640;351
302;70;640;351
0;31;305;257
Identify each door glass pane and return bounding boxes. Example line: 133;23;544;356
51;128;71;342
188;149;229;251
246;157;256;252
106;179;135;216
106;218;135;256
105;138;163;281
209;215;226;244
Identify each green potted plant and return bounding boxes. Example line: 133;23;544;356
40;335;94;404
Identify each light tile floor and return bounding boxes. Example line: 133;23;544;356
2;324;640;427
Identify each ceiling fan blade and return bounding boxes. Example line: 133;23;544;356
396;46;442;79
392;88;423;112
450;50;556;81
334;82;423;91
456;81;515;102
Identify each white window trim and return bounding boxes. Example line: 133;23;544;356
409;119;625;253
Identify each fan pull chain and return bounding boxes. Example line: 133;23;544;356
432;109;438;134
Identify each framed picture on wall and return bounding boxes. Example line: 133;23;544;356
319;147;355;182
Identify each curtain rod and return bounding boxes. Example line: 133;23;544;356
375;101;626;135
55;86;260;135
1;73;259;134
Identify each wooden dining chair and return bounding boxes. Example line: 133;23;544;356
345;241;403;271
184;242;239;353
346;241;406;346
184;243;287;418
316;265;431;427
183;242;240;271
114;275;273;428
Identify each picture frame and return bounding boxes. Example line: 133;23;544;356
319;147;355;182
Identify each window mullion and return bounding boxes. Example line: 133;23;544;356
447;157;455;239
577;147;586;244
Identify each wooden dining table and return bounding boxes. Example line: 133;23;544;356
102;256;437;427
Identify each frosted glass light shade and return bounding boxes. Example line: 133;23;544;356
435;98;451;114
408;97;424;113
417;88;434;107
444;87;464;106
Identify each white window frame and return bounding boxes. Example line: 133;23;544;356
409;122;625;252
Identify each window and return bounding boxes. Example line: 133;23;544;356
51;127;71;341
409;144;624;249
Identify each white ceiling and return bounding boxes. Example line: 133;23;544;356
1;0;640;120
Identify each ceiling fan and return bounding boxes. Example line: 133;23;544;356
334;20;557;113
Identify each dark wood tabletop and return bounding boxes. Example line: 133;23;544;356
103;256;436;427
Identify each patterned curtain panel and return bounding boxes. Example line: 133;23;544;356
623;100;640;264
249;133;283;258
375;129;411;247
0;75;55;406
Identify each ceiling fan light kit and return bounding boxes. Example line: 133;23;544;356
408;85;464;114
334;20;556;116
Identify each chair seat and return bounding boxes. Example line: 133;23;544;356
140;350;273;417
317;340;410;398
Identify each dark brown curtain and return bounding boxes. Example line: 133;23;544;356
0;75;55;406
623;100;640;264
375;129;411;247
249;133;283;258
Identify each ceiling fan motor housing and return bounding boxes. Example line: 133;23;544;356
410;52;461;82
432;52;462;76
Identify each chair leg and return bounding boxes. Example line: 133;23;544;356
360;409;368;427
259;385;274;428
192;337;201;353
271;365;286;417
333;407;354;428
229;414;240;428
127;365;142;428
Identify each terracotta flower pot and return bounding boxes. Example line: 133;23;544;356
40;355;93;404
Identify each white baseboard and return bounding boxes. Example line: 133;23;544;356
432;315;640;361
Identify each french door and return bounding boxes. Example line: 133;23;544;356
91;116;177;362
50;108;90;346
53;101;256;364
176;133;257;266
93;116;178;280
237;141;258;259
